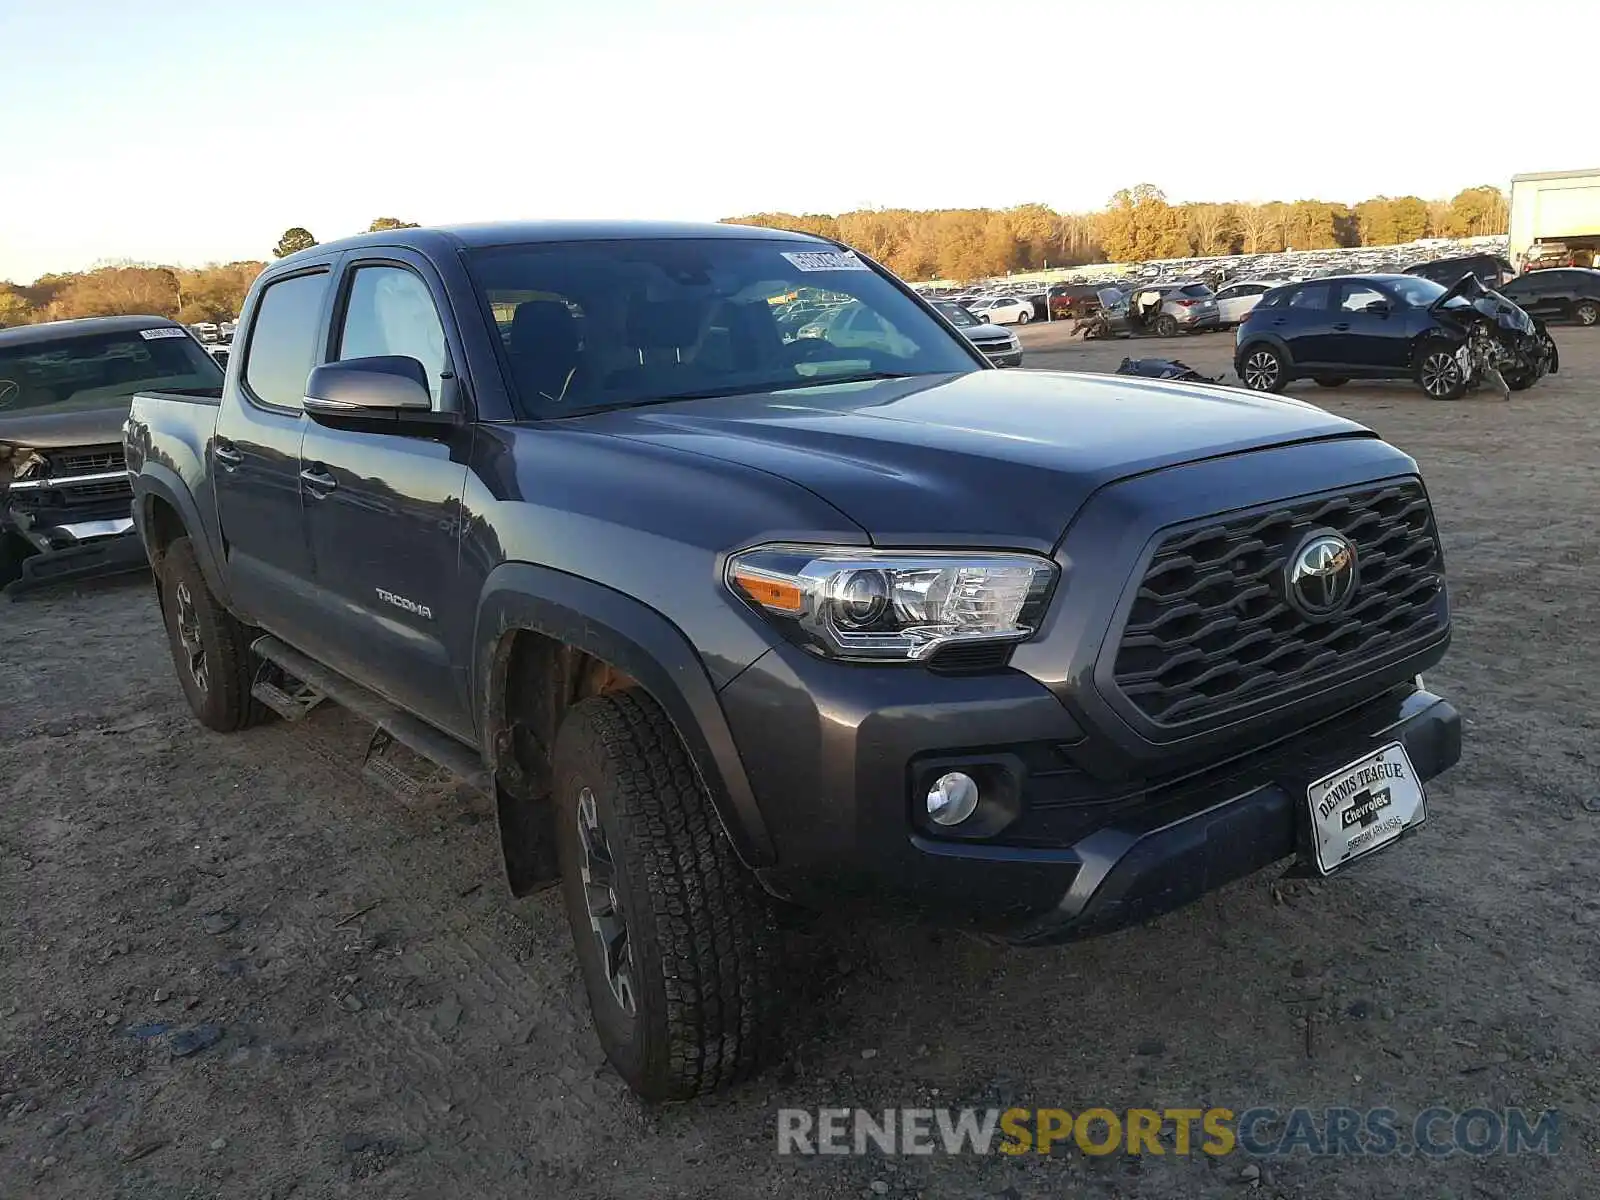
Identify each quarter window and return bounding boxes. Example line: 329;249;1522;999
243;271;330;411
337;266;450;405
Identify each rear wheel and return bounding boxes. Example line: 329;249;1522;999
1415;344;1467;400
1313;377;1349;388
1575;300;1599;326
159;537;263;731
553;690;779;1101
1154;314;1179;338
1239;344;1287;392
1015;310;1031;325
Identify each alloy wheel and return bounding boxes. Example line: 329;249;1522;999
1578;303;1598;327
575;786;636;1017
1243;350;1280;390
173;580;209;694
1420;351;1462;398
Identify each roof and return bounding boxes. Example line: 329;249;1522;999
0;314;182;347
276;220;830;266
1510;168;1600;184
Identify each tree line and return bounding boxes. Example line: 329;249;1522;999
723;184;1510;282
2;190;1510;327
0;219;420;328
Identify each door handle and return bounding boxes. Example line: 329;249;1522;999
300;466;337;495
1332;322;1351;331
214;441;243;469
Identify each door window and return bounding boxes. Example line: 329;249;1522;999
337;266;451;405
243;271;331;411
1337;285;1387;313
1287;283;1331;310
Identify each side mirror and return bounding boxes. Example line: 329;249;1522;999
304;356;432;420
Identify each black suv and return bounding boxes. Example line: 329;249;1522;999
127;222;1461;1100
1404;253;1514;288
1498;268;1600;327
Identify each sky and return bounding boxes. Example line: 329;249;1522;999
0;0;1587;282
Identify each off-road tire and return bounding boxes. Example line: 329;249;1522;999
159;536;263;732
1155;314;1179;338
1575;299;1599;327
553;689;779;1101
1313;377;1349;388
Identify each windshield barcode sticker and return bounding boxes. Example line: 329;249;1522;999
782;250;870;273
140;328;188;340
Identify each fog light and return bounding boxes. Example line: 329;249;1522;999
926;772;980;826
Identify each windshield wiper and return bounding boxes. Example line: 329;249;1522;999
770;370;922;391
548;372;931;417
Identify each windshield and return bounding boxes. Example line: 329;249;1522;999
933;301;979;328
466;238;979;415
0;328;223;417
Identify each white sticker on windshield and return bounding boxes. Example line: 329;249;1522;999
782;250;871;273
139;327;188;340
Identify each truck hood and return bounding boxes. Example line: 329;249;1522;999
1;405;131;490
0;404;131;453
579;370;1371;549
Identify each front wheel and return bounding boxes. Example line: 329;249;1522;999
1575;300;1598;326
1239;344;1287;392
554;690;779;1101
159;537;264;731
1415;345;1467;400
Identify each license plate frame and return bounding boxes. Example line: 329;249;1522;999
1305;742;1427;876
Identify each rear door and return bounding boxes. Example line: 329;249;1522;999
213;261;337;636
1276;282;1335;367
297;251;474;739
1327;281;1408;373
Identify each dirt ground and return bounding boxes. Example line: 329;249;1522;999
3;325;1598;1200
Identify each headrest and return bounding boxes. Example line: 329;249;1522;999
626;299;703;350
509;300;576;354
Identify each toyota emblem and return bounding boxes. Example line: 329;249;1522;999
1286;531;1358;618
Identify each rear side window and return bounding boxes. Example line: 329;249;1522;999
1288;284;1331;310
243;271;330;411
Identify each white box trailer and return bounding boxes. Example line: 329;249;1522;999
1508;168;1600;266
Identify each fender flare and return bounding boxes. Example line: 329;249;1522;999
130;468;233;607
473;561;776;868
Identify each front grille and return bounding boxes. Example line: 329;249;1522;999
46;445;125;476
62;480;132;503
1109;481;1445;727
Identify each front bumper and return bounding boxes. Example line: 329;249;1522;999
721;642;1459;943
3;516;147;596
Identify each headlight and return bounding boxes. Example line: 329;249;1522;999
726;544;1058;662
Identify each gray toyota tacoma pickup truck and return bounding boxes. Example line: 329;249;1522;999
125;221;1461;1100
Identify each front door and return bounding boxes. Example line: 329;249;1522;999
213;265;335;637
299;254;473;740
1326;281;1409;373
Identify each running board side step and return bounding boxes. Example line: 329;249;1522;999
250;635;491;793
